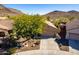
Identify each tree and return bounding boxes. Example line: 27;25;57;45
10;14;45;39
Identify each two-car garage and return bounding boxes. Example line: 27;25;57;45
68;29;79;40
66;19;79;54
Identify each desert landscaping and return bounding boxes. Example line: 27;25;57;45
0;4;79;55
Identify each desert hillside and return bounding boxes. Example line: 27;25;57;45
45;10;79;21
0;4;24;16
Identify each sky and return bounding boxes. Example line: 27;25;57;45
4;4;79;15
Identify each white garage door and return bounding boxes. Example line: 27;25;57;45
69;33;79;40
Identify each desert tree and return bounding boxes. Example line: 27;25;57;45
10;14;46;39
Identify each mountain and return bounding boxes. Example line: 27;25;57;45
68;10;78;12
45;10;79;21
0;4;24;16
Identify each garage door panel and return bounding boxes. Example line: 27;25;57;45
69;33;79;40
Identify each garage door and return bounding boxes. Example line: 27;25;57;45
69;33;79;40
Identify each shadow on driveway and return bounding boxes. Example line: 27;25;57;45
69;39;79;51
55;38;79;52
55;39;69;51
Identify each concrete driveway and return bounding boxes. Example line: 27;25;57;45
14;38;75;55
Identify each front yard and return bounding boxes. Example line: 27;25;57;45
6;39;40;55
16;39;40;52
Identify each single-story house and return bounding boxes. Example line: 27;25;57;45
66;19;79;40
0;17;13;45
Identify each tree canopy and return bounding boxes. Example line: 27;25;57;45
10;14;46;39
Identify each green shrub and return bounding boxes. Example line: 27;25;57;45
10;14;46;39
52;17;69;27
7;48;17;54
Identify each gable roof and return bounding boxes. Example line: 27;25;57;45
0;24;9;30
0;18;13;30
45;20;57;29
44;20;60;33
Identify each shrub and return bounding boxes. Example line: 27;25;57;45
52;17;69;27
7;48;17;54
10;14;46;39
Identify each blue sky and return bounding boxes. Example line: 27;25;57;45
4;4;79;15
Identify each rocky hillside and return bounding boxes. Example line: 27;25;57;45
0;4;24;16
45;10;79;21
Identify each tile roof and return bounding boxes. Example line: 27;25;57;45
0;19;13;30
